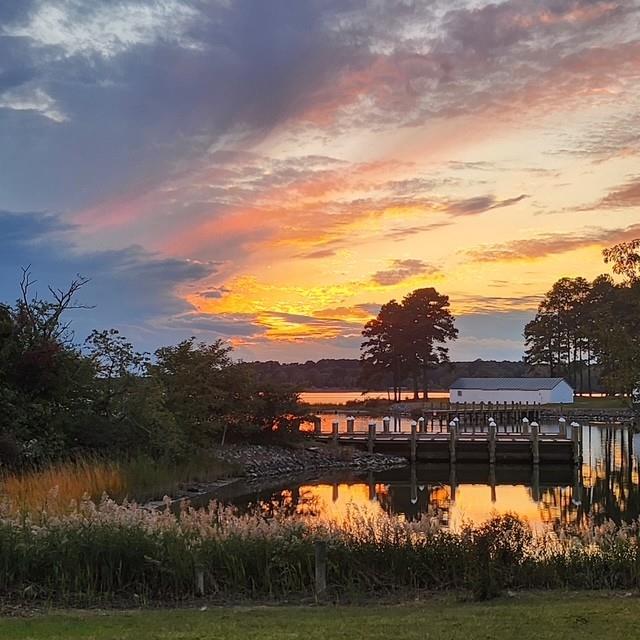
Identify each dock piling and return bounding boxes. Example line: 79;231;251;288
449;420;457;465
346;415;355;434
410;421;417;463
368;422;376;453
571;422;581;465
531;421;540;465
488;419;496;465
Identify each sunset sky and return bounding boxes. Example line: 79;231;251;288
1;0;639;362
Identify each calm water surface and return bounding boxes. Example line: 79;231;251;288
300;390;449;404
216;420;639;529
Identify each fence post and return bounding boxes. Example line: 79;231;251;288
522;416;530;435
332;421;339;446
382;416;391;434
314;416;322;435
417;416;425;433
531;421;540;465
449;420;457;464
314;540;327;601
368;422;376;453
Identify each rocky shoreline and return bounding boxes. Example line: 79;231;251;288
146;443;407;508
212;443;408;478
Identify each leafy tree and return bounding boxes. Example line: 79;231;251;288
402;288;458;399
361;301;410;401
361;288;458;401
603;239;640;283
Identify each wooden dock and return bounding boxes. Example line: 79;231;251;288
314;418;582;465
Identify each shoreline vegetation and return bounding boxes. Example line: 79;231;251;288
1;498;640;605
0;443;407;514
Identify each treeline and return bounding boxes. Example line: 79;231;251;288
0;270;304;469
525;240;640;395
243;359;549;392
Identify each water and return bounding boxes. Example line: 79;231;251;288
213;422;639;529
300;390;449;404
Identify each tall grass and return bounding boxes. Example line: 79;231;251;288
0;497;639;604
0;455;238;514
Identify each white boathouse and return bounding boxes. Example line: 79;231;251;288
449;378;574;404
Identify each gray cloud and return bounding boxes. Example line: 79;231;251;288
0;210;217;348
445;194;528;216
371;259;439;286
467;222;640;262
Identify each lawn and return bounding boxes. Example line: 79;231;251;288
2;595;639;640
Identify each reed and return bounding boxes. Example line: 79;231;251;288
0;455;237;515
0;497;638;604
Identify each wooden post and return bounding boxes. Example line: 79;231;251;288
314;416;322;435
449;420;457;465
382;416;391;434
332;421;339;446
417;416;425;433
368;422;376;453
488;420;496;465
559;417;567;438
489;463;496;503
532;464;541;502
410;420;417;463
195;564;205;596
410;463;418;505
346;415;355;434
522;416;530;435
314;540;327;600
531;421;540;465
571;422;581;465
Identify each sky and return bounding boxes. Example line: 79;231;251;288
1;0;639;363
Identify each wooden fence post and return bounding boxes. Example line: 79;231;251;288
314;540;327;601
382;416;391;434
368;422;376;453
332;421;339;446
195;564;205;596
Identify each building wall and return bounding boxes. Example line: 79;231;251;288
449;384;573;404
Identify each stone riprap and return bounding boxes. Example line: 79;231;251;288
213;443;407;478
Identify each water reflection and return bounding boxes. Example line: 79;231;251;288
221;424;638;529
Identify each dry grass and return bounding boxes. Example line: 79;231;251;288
1;459;125;514
0;455;237;515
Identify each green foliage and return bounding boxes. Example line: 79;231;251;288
361;288;458;400
525;242;640;395
0;272;306;469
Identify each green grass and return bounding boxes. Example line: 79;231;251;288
1;595;639;639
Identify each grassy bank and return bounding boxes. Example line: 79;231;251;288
2;595;639;639
1;498;640;603
0;455;239;513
